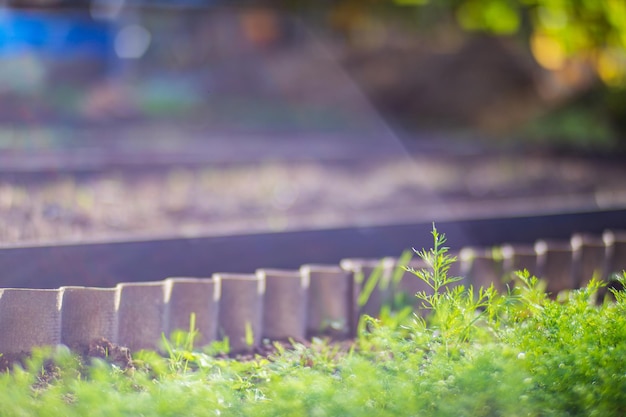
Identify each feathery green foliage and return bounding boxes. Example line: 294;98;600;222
1;226;625;416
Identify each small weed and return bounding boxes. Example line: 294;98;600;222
161;313;200;373
245;322;255;348
403;225;499;346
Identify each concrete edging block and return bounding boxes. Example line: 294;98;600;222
536;240;575;295
164;277;221;348
386;257;431;308
215;273;264;353
604;230;626;278
300;264;351;338
460;247;504;291
60;286;119;348
257;268;308;341
340;257;395;316
0;288;63;354
340;257;395;336
571;233;608;287
501;244;538;281
116;282;166;352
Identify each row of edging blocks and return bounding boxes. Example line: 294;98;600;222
0;230;625;355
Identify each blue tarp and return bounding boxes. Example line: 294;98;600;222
0;10;113;58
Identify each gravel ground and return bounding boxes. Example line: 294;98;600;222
1;147;625;245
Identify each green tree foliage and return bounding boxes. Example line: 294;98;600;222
391;0;626;86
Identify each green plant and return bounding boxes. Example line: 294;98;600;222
1;228;626;416
160;313;200;373
403;225;500;346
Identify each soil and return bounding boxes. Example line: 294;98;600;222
0;336;353;372
79;338;134;370
0;338;134;373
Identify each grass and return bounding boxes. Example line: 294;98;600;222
1;226;626;416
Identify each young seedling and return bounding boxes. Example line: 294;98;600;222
161;313;199;373
404;224;501;345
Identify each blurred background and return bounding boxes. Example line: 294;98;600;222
0;0;625;244
1;0;625;151
318;0;626;148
